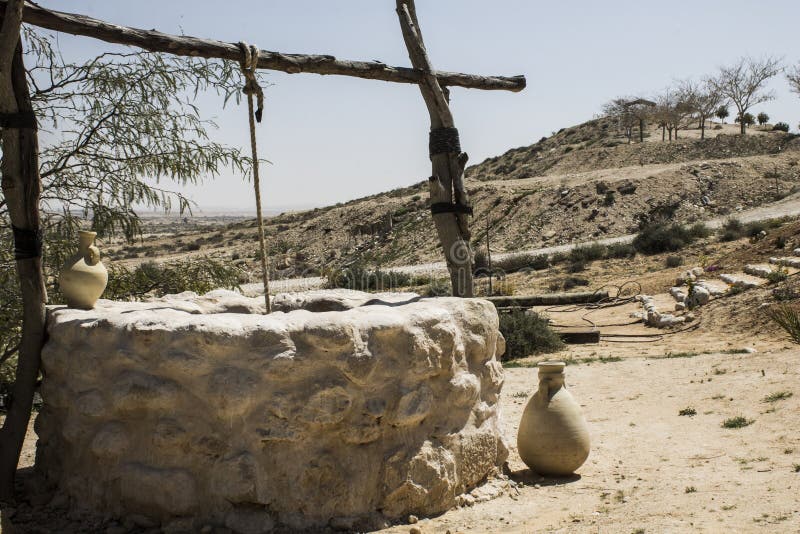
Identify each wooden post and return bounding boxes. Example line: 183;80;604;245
396;0;474;297
0;0;47;500
1;0;525;93
486;215;493;296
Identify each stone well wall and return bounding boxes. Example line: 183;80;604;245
36;290;507;532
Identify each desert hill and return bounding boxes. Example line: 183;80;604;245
108;119;800;279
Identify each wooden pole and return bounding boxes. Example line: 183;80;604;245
0;0;47;501
3;0;526;93
396;0;474;297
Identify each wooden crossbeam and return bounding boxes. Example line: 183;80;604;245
7;1;526;92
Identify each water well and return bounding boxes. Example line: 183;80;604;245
35;289;507;531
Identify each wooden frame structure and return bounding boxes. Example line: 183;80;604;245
0;0;525;498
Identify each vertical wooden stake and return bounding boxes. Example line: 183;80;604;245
396;0;474;297
0;0;47;501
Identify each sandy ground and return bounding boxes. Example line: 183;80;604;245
6;324;799;533
378;346;800;533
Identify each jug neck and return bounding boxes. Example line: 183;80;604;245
78;231;97;251
537;361;566;395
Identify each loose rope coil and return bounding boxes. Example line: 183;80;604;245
238;42;270;313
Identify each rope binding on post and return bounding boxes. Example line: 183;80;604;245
237;41;271;313
11;225;43;260
238;42;264;123
428;127;460;157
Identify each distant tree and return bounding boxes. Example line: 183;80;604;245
656;88;694;141
788;63;800;96
735;112;756;129
715;105;729;124
602;96;654;143
677;79;722;139
602;98;636;143
772;122;790;132
709;56;782;135
757;112;769;126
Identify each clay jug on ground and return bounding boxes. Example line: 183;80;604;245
59;230;108;309
517;361;590;476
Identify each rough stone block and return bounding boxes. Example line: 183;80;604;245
36;290;506;531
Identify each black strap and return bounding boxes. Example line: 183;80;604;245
429;127;461;157
12;225;43;260
430;202;473;215
0;111;37;129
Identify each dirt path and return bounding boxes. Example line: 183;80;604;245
240;194;800;296
395;194;800;276
378;348;800;533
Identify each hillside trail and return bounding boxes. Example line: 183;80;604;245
394;193;800;276
243;192;800;295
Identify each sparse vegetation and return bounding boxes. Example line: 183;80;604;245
679;407;697;416
721;416;753;429
104;258;243;300
562;276;590;291
498;309;564;361
719;218;744;241
762;391;793;403
424;278;452;297
606;243;636;259
766;304;800;343
633;223;706;254
325;263;414;292
766;268;788;284
569;243;606;264
665;255;684;268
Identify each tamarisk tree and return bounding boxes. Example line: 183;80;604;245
0;25;258;497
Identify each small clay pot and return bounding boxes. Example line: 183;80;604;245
59;230;108;309
517;361;590;476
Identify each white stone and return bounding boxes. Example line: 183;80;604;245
744;264;772;278
770;257;800;269
37;290;506;530
669;287;687;303
688;286;710;307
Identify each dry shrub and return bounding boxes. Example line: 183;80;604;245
766;304;800;343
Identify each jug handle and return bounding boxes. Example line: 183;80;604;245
536;378;549;406
84;245;100;266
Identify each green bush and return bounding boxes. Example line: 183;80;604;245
104;257;243;300
499;309;564;360
745;220;769;238
569;243;606;263
326;263;414;292
766;269;789;284
633;223;702;254
689;223;711;239
665;255;684;268
424;278;452;297
606;243;636;259
567;261;586;273
719;218;744;242
493;253;549;274
773;122;790;132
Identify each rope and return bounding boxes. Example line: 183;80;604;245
238;42;270;313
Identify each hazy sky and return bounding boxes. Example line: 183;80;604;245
36;1;800;213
